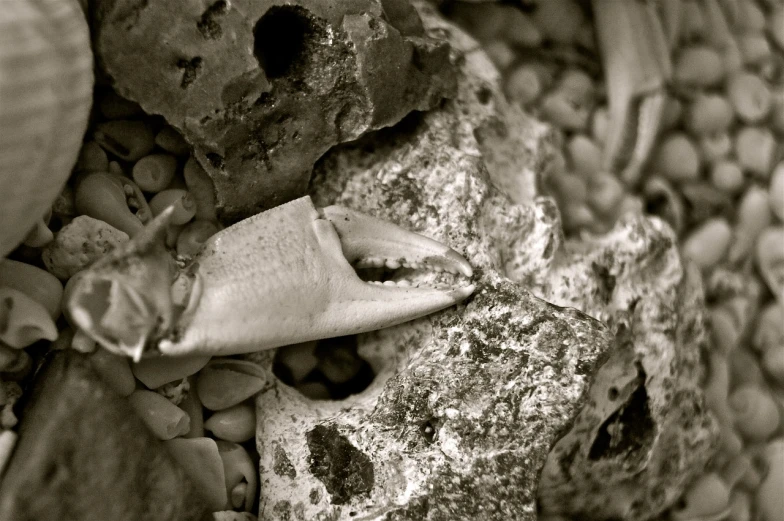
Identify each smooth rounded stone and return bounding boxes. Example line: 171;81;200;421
685;94;734;135
770;162;784;221
652;132;701;183
710;160;744;194
204;403;256;443
276;341;318;384
682;217;732;269
530;0;584;44
0;288;58;349
769;5;784;50
729;185;774;263
669;473;730;521
483;40;516;71
735;126;777;177
673;44;725;87
755;440;784;521
41;216;129;280
91;0;456;223
0;259;63;319
504;64;543;106
128;389;191;440
216;441;257;512
756;226;784;302
737;32;772;65
251;8;716;521
567;134;602;178
132;354;211;390
730;385;781;442
197;359;269;411
727;72;772;124
0;351;209;521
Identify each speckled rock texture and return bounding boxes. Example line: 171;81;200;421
91;0;456;223
248;3;716;521
0;351;210;521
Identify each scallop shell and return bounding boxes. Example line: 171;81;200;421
0;0;93;257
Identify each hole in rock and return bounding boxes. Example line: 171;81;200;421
588;364;655;461
273;335;376;401
254;6;314;78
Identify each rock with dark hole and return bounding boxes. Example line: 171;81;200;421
0;351;210;521
90;0;456;223
247;3;716;520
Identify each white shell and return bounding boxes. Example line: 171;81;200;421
0;0;93;257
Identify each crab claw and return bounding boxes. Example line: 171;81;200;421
66;196;474;359
593;0;673;186
157;196;474;356
65;206;177;361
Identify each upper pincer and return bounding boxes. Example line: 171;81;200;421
65;196;475;359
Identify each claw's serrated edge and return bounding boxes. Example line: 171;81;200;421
321;205;474;277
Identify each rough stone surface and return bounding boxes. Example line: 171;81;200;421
91;0;457;223
248;3;716;521
0;351;210;521
42;215;129;280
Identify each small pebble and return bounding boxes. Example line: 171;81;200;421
483;40;516;71
737;32;772;65
587;172;625;218
42;215;129;280
685;94;734;135
699;133;733;164
74;172;146;237
75;141;109;174
531;0;584;44
729;185;774;263
183;157;218;222
735;126;776;177
728;347;766;390
682;217;732;269
680;0;707;42
176;220;219;258
736;0;765;31
670;472;730;520
590;106;609;145
769;162;784;222
132;153;178;193
216;441;257;512
755;439;784;521
768;5;784;50
0;287;58;349
673;44;726;87
276;341;318;384
149;188;197;225
204;402;256;443
0;259;63;318
652;132;702;183
295;381;331;400
164;437;227;511
154;125;190;156
132;353;211;389
540;90;590;131
762;345;784;385
756;226;784;302
710;160;744;194
727;72;772;124
197;359;267;411
661;95;684;132
501;8;542;48
505;64;543;105
729;385;781;442
94;120;155;162
127;389;191;440
567;134;602;179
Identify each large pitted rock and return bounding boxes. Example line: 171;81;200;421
248;3;716;521
0;351;210;521
91;0;456;222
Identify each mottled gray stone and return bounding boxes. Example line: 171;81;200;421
91;0;456;223
249;3;717;521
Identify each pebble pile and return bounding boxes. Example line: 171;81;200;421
0;87;258;520
0;1;782;520
445;1;783;520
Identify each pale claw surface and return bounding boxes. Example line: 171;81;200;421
66;196;474;359
593;0;673;186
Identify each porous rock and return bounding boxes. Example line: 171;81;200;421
91;0;456;223
42;215;129;280
0;350;210;521
249;3;716;521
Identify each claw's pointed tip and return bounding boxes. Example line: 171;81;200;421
321;204;474;278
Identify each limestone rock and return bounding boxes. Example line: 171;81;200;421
0;351;210;521
249;3;717;520
91;0;456;222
